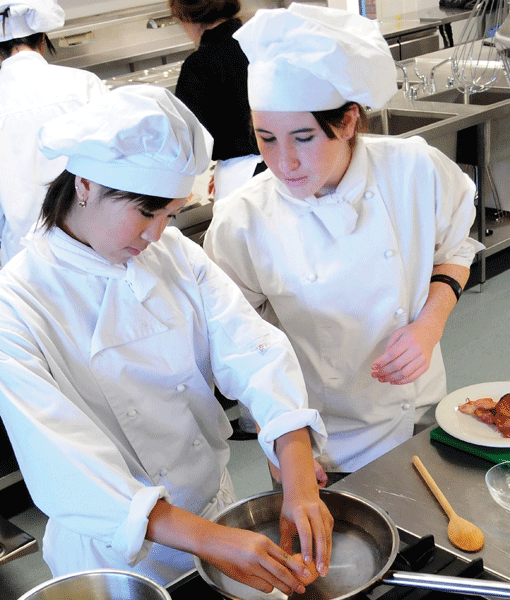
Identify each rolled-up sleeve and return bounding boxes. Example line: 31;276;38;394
0;321;171;568
112;486;169;566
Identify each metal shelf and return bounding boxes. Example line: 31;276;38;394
0;470;23;492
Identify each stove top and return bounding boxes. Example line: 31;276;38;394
167;529;505;600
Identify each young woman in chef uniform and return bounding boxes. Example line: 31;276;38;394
0;85;333;592
204;4;483;479
0;0;108;266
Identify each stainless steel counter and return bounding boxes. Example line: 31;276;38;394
418;6;474;25
332;427;510;580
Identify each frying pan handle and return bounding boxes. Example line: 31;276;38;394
383;570;510;598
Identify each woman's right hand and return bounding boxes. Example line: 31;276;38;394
197;523;312;595
146;499;311;594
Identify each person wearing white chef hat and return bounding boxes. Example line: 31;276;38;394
0;0;108;267
204;4;483;480
0;84;333;590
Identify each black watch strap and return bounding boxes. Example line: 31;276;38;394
430;274;462;302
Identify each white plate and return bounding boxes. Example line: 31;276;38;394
435;381;510;448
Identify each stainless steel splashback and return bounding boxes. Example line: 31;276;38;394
46;3;193;76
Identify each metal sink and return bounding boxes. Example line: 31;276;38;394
417;87;510;105
366;108;457;136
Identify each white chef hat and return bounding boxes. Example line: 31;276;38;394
38;84;213;198
0;0;64;41
233;2;398;111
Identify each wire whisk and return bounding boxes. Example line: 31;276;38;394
451;0;509;99
494;4;510;86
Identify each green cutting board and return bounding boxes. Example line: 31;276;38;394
430;426;510;464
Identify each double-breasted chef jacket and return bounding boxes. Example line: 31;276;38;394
0;226;326;585
204;135;483;473
0;51;108;265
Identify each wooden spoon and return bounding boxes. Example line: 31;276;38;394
412;455;484;552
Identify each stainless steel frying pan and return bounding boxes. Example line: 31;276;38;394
194;489;510;599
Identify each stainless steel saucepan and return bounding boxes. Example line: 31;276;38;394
195;489;510;599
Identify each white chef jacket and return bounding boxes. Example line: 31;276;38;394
0;51;108;266
204;135;483;472
0;226;325;585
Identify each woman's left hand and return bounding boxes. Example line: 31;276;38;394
371;264;470;385
274;429;333;577
371;320;441;385
279;488;333;577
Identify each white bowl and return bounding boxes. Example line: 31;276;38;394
485;461;510;511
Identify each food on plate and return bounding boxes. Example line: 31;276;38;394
458;394;510;437
292;553;320;586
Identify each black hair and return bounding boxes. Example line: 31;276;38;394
169;0;240;24
0;8;56;58
39;170;174;232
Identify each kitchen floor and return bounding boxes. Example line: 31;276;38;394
3;249;510;599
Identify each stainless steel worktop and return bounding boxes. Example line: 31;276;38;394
418;6;474;25
332;426;510;581
375;15;440;39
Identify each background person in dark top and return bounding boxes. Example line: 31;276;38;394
171;0;266;202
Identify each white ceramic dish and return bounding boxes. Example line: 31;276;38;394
435;381;510;448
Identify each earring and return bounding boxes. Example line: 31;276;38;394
78;199;87;207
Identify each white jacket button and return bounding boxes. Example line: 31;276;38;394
159;468;168;477
193;439;201;447
127;409;137;417
396;307;405;316
402;402;410;410
307;274;318;282
384;250;394;258
364;190;374;199
176;384;186;393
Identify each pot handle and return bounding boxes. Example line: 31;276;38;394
384;570;510;598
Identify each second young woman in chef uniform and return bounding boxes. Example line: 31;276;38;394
0;0;108;266
204;4;483;478
172;0;265;201
0;85;332;592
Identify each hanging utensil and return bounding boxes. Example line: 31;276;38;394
412;455;484;552
494;2;510;85
451;0;508;102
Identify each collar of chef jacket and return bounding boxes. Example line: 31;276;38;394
1;49;48;72
26;227;171;356
273;138;369;238
26;227;158;303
